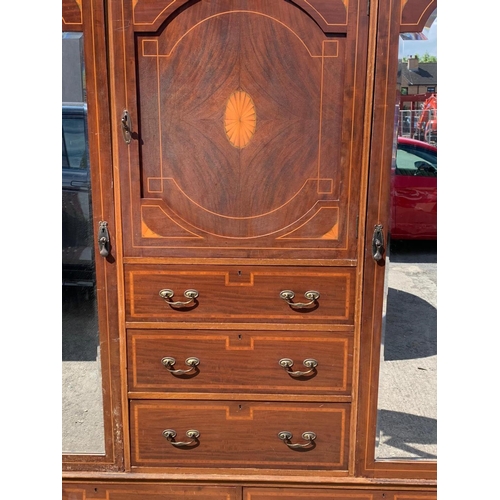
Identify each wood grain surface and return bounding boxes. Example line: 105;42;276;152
130;400;350;469
127;328;352;395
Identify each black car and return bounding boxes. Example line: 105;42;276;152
62;102;95;287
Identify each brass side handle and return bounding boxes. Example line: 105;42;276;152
372;224;384;261
121;109;132;144
280;290;320;309
161;356;200;374
279;358;318;377
159;289;199;307
278;431;316;449
162;429;200;447
97;221;110;257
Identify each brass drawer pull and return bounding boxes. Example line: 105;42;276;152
280;290;320;309
279;358;318;377
162;429;200;447
161;356;200;374
159;288;199;307
278;431;316;449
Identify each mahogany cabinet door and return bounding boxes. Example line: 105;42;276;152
109;0;369;260
62;0;123;471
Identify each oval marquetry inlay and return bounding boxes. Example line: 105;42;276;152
224;90;256;149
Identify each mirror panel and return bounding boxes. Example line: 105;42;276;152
375;10;437;461
375;239;437;460
62;31;105;454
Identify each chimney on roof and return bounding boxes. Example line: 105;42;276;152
407;55;419;71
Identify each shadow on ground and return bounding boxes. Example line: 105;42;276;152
384;288;437;361
376;409;437;459
62;286;100;361
389;239;437;264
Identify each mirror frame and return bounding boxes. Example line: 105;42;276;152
62;0;124;472
355;0;437;480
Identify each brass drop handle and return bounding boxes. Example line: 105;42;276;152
279;358;318;377
159;289;199;307
97;221;110;257
161;356;200;374
121;109;132;144
162;429;200;447
278;431;316;449
372;224;384;261
280;290;320;309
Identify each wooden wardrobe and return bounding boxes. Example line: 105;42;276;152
62;0;437;497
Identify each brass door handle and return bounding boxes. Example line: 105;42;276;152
280;290;320;309
121;109;132;144
162;429;200;447
159;289;199;307
97;221;110;257
372;224;384;261
161;356;200;374
279;358;318;377
278;431;316;449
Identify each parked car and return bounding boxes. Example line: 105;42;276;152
62;102;95;287
390;137;437;240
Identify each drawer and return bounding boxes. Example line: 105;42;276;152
128;329;352;396
125;265;355;324
244;489;437;499
244;489;371;499
130;400;350;470
63;484;241;500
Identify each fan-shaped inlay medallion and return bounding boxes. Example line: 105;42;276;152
224;90;256;149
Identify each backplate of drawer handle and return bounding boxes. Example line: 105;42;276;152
278;431;317;449
159;288;199;308
280;290;320;309
162;429;200;447
161;356;200;375
279;358;318;377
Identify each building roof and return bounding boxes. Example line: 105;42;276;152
397;62;437;86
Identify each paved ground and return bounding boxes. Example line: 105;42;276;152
376;239;437;460
62;287;104;454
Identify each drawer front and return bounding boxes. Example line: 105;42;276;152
244;489;437;499
63;484;241;500
130;401;350;469
244;490;374;500
125;265;355;324
128;329;352;396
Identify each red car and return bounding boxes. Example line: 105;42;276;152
390;137;437;240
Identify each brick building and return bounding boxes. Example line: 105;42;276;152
397;56;437;98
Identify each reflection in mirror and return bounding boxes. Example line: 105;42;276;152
62;32;105;454
375;239;437;460
375;11;437;461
